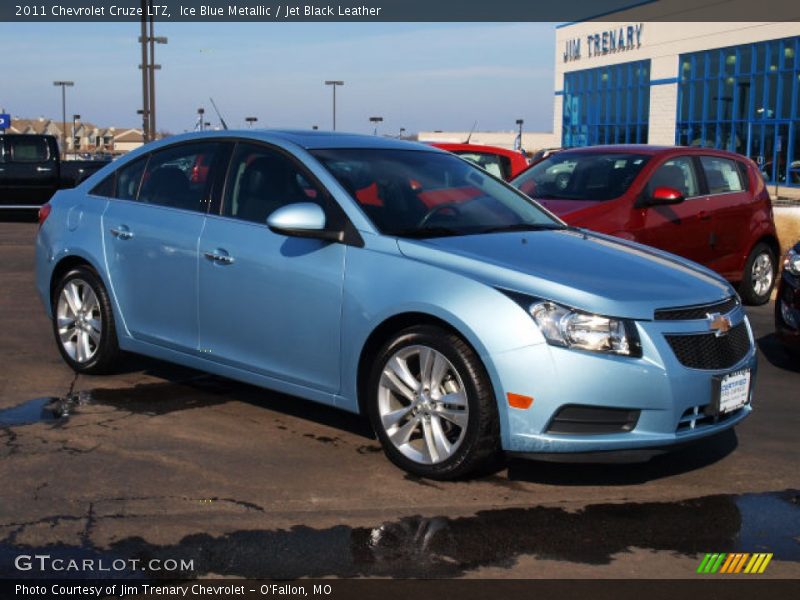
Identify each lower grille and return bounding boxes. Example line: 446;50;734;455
547;405;639;435
665;322;751;370
677;404;744;432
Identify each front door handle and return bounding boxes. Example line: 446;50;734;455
36;166;53;173
203;250;235;265
110;226;134;240
699;210;711;221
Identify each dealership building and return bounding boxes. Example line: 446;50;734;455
555;11;800;187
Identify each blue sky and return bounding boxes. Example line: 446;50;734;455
1;22;556;135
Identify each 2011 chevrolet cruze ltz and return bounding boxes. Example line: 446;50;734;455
35;131;756;479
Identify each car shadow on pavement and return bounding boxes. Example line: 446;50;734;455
756;332;800;373
504;428;738;486
92;353;377;440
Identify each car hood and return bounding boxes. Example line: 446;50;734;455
397;229;733;320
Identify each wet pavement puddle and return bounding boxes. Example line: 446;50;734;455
1;489;798;578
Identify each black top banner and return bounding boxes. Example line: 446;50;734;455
2;0;800;22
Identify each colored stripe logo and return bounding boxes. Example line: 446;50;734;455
697;553;773;574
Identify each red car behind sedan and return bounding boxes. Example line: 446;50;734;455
512;145;779;305
430;143;530;181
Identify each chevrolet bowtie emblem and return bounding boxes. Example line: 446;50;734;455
707;312;732;337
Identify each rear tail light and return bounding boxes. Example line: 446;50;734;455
38;203;52;228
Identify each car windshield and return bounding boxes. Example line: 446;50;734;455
513;152;650;201
311;148;563;238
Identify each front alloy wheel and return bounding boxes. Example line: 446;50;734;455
369;325;500;479
377;345;469;465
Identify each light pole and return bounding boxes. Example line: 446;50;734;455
138;1;167;142
53;81;74;159
515;118;524;151
72;114;80;157
369;116;383;136
399;127;406;139
245;116;258;128
197;108;205;131
324;80;344;131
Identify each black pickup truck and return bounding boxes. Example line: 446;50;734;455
0;134;110;209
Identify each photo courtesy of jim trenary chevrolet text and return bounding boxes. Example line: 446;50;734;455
1;0;799;598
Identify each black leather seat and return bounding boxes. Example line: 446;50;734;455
235;156;309;224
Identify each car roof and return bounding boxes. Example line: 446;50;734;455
429;142;523;157
147;129;440;152
557;144;746;158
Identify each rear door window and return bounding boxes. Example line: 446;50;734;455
700;156;744;194
8;137;52;162
139;142;221;212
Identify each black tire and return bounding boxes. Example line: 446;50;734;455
367;325;500;480
739;243;777;306
51;265;121;374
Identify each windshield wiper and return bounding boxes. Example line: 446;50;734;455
479;223;566;234
392;226;466;239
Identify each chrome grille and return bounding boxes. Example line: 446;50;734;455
654;297;739;321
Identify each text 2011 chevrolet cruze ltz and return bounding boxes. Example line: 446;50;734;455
36;131;756;479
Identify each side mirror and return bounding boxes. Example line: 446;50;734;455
641;186;685;207
266;202;343;242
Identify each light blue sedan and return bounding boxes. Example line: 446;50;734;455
35;131;756;479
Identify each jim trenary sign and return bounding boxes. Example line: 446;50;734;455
563;23;644;62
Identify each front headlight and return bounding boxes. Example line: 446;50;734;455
785;248;800;276
529;301;641;357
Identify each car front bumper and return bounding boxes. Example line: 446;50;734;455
489;307;756;456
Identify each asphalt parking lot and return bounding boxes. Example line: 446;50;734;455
0;220;798;580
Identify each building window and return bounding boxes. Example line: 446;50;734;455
677;36;800;186
562;60;650;148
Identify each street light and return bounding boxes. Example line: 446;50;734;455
197;108;205;131
312;125;319;130
369;116;383;136
53;81;74;159
324;80;344;131
72;114;81;157
399;127;406;139
245;116;258;128
515;118;524;151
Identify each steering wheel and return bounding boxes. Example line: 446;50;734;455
417;202;463;228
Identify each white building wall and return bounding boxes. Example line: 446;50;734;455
555;14;800;145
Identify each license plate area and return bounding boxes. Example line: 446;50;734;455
707;369;751;416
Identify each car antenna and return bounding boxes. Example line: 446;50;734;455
464;121;477;144
209;97;229;130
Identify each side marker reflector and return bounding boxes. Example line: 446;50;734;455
507;393;533;410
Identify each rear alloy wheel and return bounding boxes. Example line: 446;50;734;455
739;243;776;306
52;266;121;374
368;325;500;479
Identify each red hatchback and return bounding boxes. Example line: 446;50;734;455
511;145;780;305
430;143;530;181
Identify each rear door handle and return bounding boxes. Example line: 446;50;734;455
203;250;235;264
110;226;134;240
699;211;711;221
36;166;53;173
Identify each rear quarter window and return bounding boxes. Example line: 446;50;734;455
90;173;115;198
